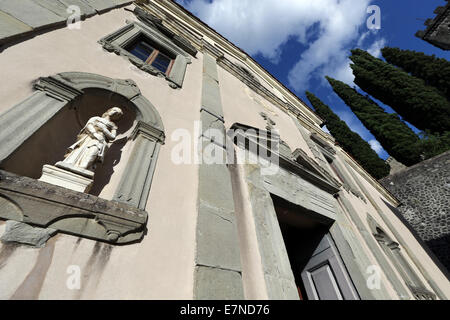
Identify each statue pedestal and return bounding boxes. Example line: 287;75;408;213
39;164;94;193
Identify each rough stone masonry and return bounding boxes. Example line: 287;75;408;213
380;151;450;273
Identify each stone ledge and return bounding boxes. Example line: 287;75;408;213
0;220;57;248
0;170;148;245
0;0;134;46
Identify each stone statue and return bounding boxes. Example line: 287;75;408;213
58;107;123;175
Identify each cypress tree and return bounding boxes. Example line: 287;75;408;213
306;91;390;179
349;49;450;134
416;131;450;160
326;77;422;166
381;47;450;99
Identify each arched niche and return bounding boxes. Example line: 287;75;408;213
0;72;165;244
1;88;137;197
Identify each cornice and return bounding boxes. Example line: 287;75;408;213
337;148;400;206
418;1;450;38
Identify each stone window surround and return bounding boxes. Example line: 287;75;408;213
0;72;165;244
367;216;436;300
98;19;191;89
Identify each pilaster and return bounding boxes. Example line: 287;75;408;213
193;50;244;299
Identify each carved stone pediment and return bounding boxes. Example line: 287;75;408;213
229;123;341;195
291;148;342;190
133;7;198;57
0;170;147;244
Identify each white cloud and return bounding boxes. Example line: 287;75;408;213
357;31;371;47
367;38;387;58
321;35;386;87
330;58;355;86
181;0;347;62
321;125;330;134
369;139;383;155
179;0;386;91
285;0;374;90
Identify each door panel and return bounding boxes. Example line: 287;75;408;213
301;234;359;300
307;262;343;300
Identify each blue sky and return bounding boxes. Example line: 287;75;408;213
177;0;450;160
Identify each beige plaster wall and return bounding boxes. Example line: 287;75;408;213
334;192;402;299
218;62;401;300
337;156;450;298
218;64;311;155
0;5;203;299
332;154;449;299
0;3;447;301
320;156;402;299
354;168;450;298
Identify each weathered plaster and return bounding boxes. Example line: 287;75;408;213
0;7;203;299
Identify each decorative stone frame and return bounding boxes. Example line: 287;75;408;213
98;19;192;89
0;72;165;244
230;123;342;195
229;123;411;300
228;123;348;299
367;216;436;300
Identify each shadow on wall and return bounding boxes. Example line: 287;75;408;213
426;235;450;274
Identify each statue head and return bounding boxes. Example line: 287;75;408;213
103;107;123;121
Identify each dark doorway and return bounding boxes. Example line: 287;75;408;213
271;194;359;300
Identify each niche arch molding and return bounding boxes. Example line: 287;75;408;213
0;72;165;244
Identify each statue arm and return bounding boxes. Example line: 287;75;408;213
86;122;105;142
96;122;117;140
108;128;117;141
85;122;97;136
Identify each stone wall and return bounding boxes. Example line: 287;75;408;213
386;156;407;175
415;0;450;50
380;151;450;272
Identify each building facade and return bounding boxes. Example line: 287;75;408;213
416;0;450;50
0;0;448;300
381;151;450;274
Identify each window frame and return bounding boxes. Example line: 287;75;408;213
126;36;175;76
98;20;191;88
367;217;437;300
